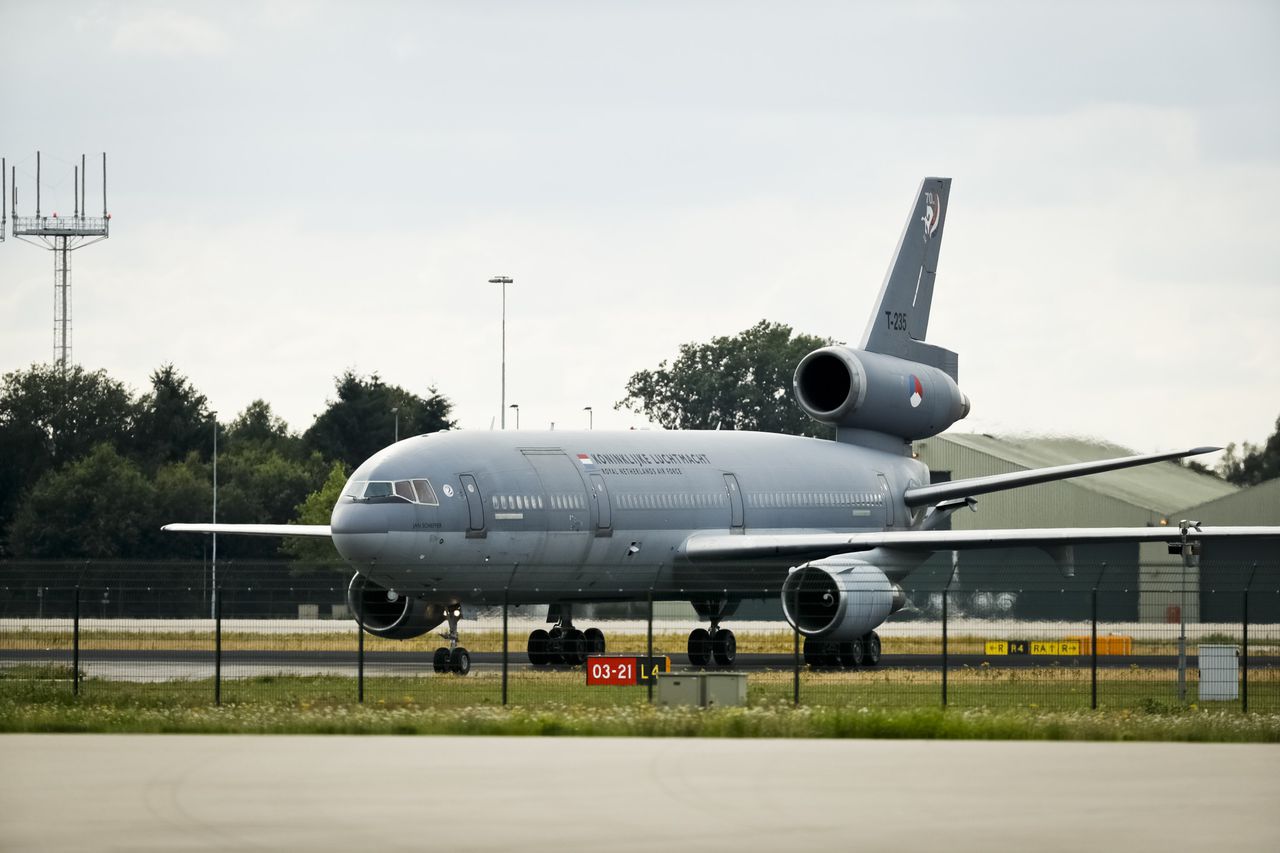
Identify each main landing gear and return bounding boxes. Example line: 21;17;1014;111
432;605;471;675
527;606;606;666
687;598;738;667
802;631;882;669
687;623;737;667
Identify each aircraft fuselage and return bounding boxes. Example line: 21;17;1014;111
332;429;929;605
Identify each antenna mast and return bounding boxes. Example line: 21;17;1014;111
10;151;112;373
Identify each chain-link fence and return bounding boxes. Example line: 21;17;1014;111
2;560;1276;712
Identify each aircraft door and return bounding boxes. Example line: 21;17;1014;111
459;474;485;536
588;473;612;535
523;450;590;534
723;473;744;531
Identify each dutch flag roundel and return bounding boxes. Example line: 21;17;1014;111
908;375;923;408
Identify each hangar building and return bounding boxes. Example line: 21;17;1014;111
914;434;1276;622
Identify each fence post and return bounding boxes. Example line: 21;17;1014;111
357;589;364;704
1241;587;1248;714
793;624;800;706
215;585;222;706
502;589;509;707
646;588;654;704
73;584;80;698
1091;586;1098;710
942;561;956;708
1091;562;1104;711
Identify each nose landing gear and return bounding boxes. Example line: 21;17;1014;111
431;605;470;675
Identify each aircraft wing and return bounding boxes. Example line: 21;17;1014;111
162;523;332;538
902;446;1220;507
682;525;1280;562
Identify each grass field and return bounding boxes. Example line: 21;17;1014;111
3;661;1278;714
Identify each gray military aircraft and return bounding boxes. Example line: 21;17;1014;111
166;178;1280;675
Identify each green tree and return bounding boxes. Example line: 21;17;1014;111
1218;414;1280;486
226;399;296;454
0;364;136;555
617;320;834;437
152;454;214;559
131;364;212;469
212;444;329;559
281;461;349;565
8;444;157;558
303;371;455;470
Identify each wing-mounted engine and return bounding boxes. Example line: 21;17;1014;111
347;574;447;640
793;345;969;440
780;558;907;640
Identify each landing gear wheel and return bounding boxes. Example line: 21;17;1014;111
711;629;737;666
688;628;712;667
563;628;587;666
449;646;471;675
583;627;606;656
432;647;450;673
863;632;882;666
804;637;839;668
527;629;550;666
838;637;865;668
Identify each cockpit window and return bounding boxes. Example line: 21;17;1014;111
364;481;394;499
345;478;440;505
412;479;439;506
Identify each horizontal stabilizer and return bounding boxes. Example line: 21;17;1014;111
902;446;1221;507
683;525;1280;563
162;523;332;538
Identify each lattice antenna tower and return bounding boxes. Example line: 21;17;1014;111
10;151;111;372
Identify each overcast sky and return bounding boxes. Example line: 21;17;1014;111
2;0;1277;462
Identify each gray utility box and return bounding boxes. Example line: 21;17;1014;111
655;672;748;708
1198;644;1239;701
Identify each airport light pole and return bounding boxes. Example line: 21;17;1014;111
509;404;520;430
584;406;593;430
391;406;399;443
489;276;514;428
211;411;218;620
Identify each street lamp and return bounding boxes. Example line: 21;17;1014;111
509;403;520;430
489;276;514;427
211;411;218;620
391;406;400;443
583;406;593;430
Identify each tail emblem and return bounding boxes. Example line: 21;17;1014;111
922;191;941;239
908;375;924;408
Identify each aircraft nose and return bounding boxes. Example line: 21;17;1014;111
330;503;388;562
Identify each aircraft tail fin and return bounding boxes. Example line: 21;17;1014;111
859;177;959;381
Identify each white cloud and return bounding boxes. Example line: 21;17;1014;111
111;8;228;58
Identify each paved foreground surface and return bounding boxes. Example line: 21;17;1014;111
1;735;1277;852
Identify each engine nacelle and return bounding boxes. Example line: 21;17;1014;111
347;574;447;640
781;559;907;640
793;345;969;439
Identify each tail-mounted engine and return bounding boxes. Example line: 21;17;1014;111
781;559;907;640
347;574;447;640
793;346;969;440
